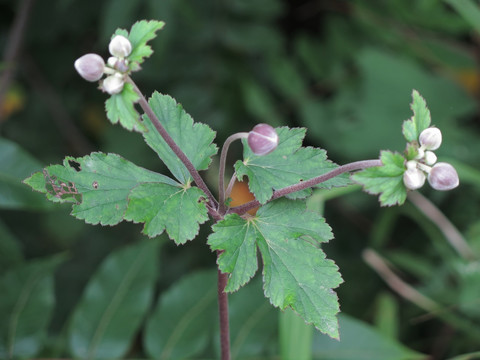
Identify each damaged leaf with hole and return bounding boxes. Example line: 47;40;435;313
25;152;180;226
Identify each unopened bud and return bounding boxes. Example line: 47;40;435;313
424;151;437;166
419;127;442;150
102;74;125;95
74;53;105;82
403;167;426;190
428;162;459;191
109;35;132;58
247;124;279;155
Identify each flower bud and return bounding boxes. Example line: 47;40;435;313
109;35;132;58
419;127;442;150
428;162;459;191
247;124;279;155
102;74;125;95
74;53;105;82
424;151;437;166
403;167;426;190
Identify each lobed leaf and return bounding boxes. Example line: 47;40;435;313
352;151;407;206
142;92;218;184
402;90;431;142
24;152;178;226
105;82;144;132
114;20;165;72
208;198;342;339
235;127;350;204
125;183;209;244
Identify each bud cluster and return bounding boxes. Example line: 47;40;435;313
403;127;459;191
74;35;132;95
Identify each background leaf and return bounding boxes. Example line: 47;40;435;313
313;314;426;360
0;138;52;210
0;255;63;360
144;269;217;360
142;92;218;184
68;239;159;360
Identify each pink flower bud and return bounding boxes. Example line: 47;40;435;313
419;127;442;150
428;162;459;191
109;35;132;58
403;168;426;190
102;74;125;95
247;124;278;155
74;53;105;82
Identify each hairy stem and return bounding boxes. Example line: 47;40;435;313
218;132;248;214
229;159;382;215
127;77;218;209
217;260;231;360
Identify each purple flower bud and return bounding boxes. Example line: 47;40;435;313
419;127;442;150
403;167;426;190
428;162;459;191
109;35;132;58
102;74;125;95
247;124;279;155
74;53;105;82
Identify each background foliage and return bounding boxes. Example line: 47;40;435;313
1;0;480;359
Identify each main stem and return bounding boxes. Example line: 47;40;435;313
127;77;218;209
217;257;231;360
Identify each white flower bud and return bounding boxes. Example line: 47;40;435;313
74;53;105;82
109;35;132;58
247;124;279;155
424;151;437;166
102;74;125;95
428;162;459;191
419;127;442;150
403;167;426;190
107;56;117;67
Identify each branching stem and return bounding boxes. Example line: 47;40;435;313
218;132;248;214
127;77;218;209
228;159;382;215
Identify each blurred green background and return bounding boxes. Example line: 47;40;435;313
1;0;480;359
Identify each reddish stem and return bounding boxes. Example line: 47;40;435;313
229;159;382;215
127;77;218;209
217;259;231;360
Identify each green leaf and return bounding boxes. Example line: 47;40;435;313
313;314;426;360
24;152;178;226
142;92;218;184
0;137;52;210
0;255;64;359
114;20;165;71
69;239;159;360
208;198;342;339
124;183;209;244
144;270;217;360
235;127;350;204
105;82;144;132
0;220;24;273
402;90;431;142
352;151;407;207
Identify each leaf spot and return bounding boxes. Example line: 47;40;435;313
68;160;81;172
92;181;99;189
